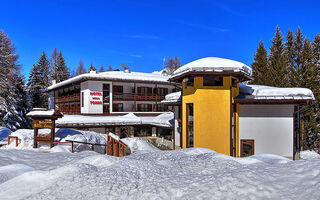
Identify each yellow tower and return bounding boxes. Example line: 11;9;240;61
170;57;252;156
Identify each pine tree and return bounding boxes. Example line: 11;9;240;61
27;52;50;108
285;29;295;83
250;41;269;85
99;65;105;72
267;25;289;87
12;75;31;129
0;30;30;130
312;34;320;84
107;64;113;71
88;64;96;72
76;60;86;75
300;39;320;149
288;27;305;87
53;51;70;82
49;48;58;81
27;64;44;108
164;56;182;75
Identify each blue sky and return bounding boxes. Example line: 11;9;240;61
1;0;320;79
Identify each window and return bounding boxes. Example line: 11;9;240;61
186;103;194;147
113;103;123;112
81;92;84;107
241;140;254;157
139;87;151;95
157;88;165;96
203;76;223;86
138;104;152;112
157;104;165;112
113;85;123;94
185;77;194;88
103;84;110;113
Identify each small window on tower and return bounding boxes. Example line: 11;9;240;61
203;77;223;86
185;77;194;88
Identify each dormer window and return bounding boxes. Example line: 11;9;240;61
203;76;223;86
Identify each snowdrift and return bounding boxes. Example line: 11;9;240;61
0;148;319;199
1;128;159;154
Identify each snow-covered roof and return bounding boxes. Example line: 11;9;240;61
238;84;315;101
170;57;252;80
139;112;174;127
56;113;174;128
27;109;63;118
47;71;172;91
161;91;181;104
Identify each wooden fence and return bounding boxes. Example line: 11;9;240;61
106;133;128;157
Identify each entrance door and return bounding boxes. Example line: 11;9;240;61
103;84;110;114
241;139;254;157
186;103;194;148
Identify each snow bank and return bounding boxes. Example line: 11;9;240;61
1;148;319;199
2;128;108;154
0;164;34;184
2;128;160;154
300;150;320;160
121;137;160;153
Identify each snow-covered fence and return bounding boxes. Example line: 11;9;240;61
65;140;107;154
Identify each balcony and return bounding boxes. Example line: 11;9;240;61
55;94;80;103
113;93;165;101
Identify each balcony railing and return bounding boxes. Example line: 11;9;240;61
113;93;165;101
55;94;80;103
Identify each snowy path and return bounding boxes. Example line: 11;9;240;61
0;148;319;199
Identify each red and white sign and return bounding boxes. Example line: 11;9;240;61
90;91;103;105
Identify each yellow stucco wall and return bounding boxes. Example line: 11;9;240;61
182;76;239;156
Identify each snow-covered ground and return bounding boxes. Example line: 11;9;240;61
300;150;320;160
0;148;319;199
0;129;320;199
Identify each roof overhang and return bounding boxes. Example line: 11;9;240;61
169;71;252;83
47;74;176;92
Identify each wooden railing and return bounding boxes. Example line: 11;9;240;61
113;93;165;101
55;94;80;103
106;133;128;157
8;136;19;147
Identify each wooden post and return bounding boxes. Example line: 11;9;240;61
113;140;119;156
71;141;74;153
33;127;38;148
119;145;124;157
8;136;18;147
50;120;55;148
107;136;113;155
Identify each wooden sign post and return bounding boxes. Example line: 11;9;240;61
27;109;63;149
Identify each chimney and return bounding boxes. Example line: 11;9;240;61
89;69;97;74
124;66;131;73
